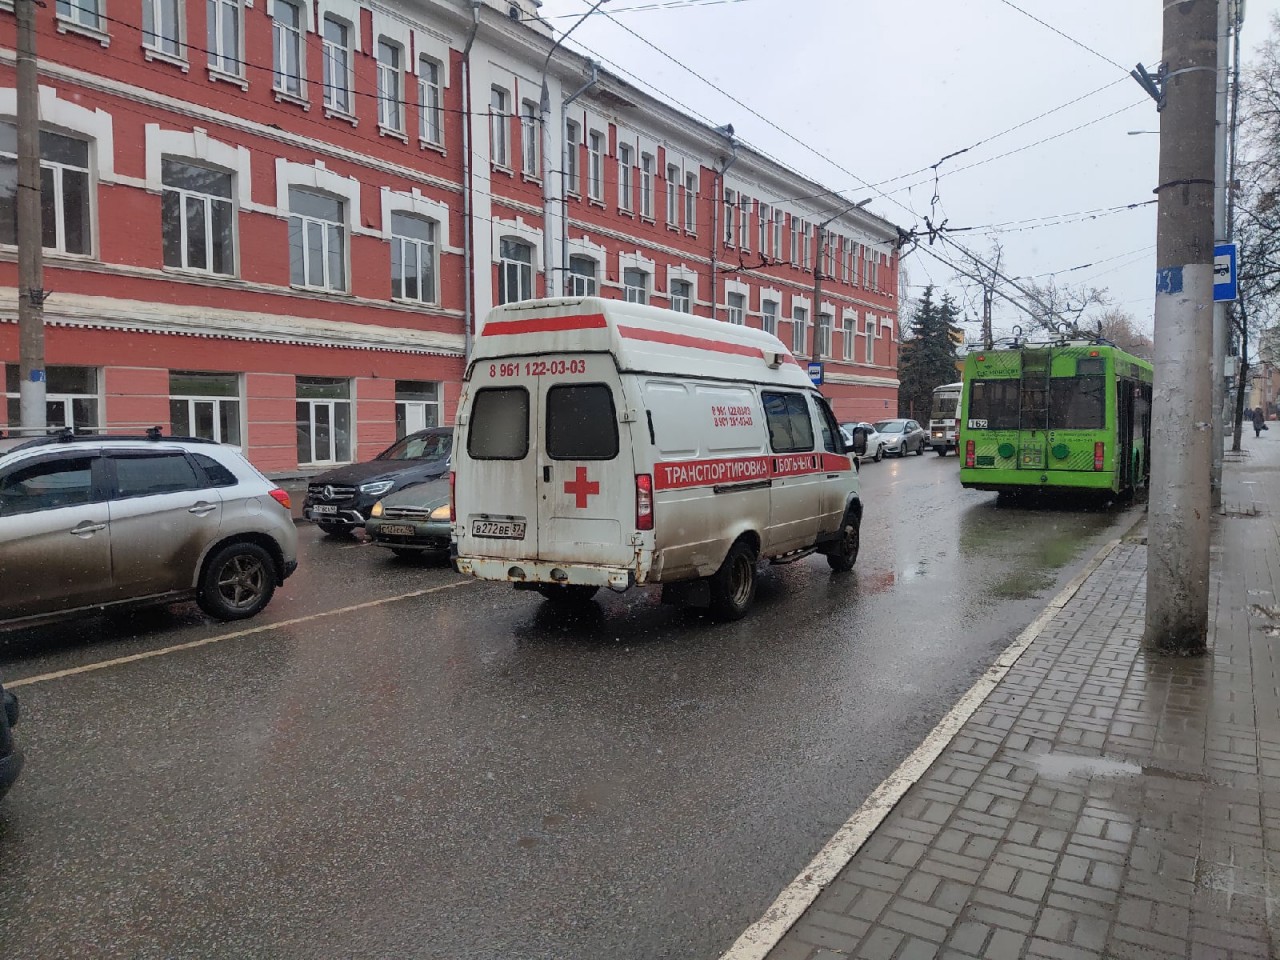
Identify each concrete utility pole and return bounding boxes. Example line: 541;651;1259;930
1145;0;1219;656
16;0;45;435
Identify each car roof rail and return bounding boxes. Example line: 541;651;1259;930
7;428;221;450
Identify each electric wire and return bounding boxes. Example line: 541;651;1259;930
992;0;1128;73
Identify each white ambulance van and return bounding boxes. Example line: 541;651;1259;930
451;297;864;620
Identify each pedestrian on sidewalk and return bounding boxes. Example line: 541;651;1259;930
1252;405;1268;438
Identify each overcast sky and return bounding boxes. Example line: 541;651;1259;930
537;0;1279;340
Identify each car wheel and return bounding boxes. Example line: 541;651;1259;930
198;542;278;621
915;441;925;456
317;522;352;538
708;539;757;621
873;447;883;463
936;446;948;456
826;509;861;572
536;584;599;606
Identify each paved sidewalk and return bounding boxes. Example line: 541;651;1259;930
759;435;1280;960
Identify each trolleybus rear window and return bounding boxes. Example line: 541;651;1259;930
967;380;1019;430
1048;376;1106;430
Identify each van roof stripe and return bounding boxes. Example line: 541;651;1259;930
618;325;766;361
481;314;608;336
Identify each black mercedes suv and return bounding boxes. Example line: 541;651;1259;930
302;427;452;536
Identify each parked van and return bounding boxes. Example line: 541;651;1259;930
451;297;864;620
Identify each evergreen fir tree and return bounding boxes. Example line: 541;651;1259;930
897;286;963;421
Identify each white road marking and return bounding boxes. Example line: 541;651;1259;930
719;537;1123;960
8;580;475;689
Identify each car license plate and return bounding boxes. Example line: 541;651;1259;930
312;504;338;515
379;524;416;537
472;519;526;540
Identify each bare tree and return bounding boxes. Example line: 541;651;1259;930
1095;308;1154;359
1015;277;1111;338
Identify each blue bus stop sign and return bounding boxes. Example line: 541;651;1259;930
807;361;824;386
1214;243;1237;302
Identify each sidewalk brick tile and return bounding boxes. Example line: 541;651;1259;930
762;443;1280;960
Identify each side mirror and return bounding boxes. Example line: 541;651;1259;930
850;428;868;457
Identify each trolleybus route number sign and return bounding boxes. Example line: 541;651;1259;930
968;419;989;429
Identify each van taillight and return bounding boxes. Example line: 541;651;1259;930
449;471;456;523
1094;442;1105;471
635;474;654;531
965;440;976;468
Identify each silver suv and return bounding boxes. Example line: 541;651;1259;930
0;432;298;630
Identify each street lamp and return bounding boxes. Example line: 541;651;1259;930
539;0;611;298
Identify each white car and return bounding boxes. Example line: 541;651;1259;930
842;422;888;463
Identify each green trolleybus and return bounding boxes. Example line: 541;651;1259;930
957;340;1153;497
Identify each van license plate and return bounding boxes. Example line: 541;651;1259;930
312;505;338;515
472;519;526;540
379;524;416;537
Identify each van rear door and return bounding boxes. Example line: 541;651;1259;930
460;370;540;560
536;358;636;568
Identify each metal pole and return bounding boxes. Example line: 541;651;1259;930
1210;0;1229;508
1228;0;1246;452
1144;0;1218;656
16;0;45;435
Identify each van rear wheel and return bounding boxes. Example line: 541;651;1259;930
708;540;757;621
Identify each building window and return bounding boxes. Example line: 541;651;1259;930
587;131;603;201
789;217;800;266
842;315;854;360
617;142;633;211
739;195;751;250
57;0;103;31
762;298;778;336
390;212;437;303
724;188;736;246
868;251;880;291
758;203;770;254
490;87;509;167
773;210;785;261
296;376;352;465
727;291;745;325
395;380;440;438
521;100;540;177
567;255;597;296
169;371;241;445
640;153;654;219
684;171;697;232
623;268;648;304
377;39;404;132
670;279;692;313
418;58;444;146
322;16;352;114
498;238;533;304
271;0;304;97
161;158;234;275
565;121;580;193
4;365;98;433
143;0;183;56
0;123;92;256
816;312;832;358
864;318;877;364
792;305;808;356
207;0;243;76
666;163;679;225
802;222;812;269
287;187;346;291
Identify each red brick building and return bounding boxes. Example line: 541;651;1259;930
0;0;900;473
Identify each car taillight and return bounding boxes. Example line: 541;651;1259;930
635;473;654;531
268;488;291;510
449;471;456;524
965;440;976;468
1094;442;1105;471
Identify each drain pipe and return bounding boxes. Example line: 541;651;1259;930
709;126;737;320
461;1;481;363
559;61;599;297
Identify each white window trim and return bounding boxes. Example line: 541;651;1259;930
618;249;656;300
206;0;246;79
815;308;834;359
566;254;599;297
388;212;439;305
418;56;445;148
863;316;877;364
490;216;543;270
142;0;186;62
320;13;355;118
276;159;361;227
271;0;307;100
380;187;452;250
722;277;750;325
376;37;406;135
665;263;698;307
146;126;252;208
1;86;115;181
587;128;605;202
160;160;238;276
520;99;540;178
842;308;858;361
617;141;634;212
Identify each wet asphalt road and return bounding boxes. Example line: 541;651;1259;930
0;454;1137;959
